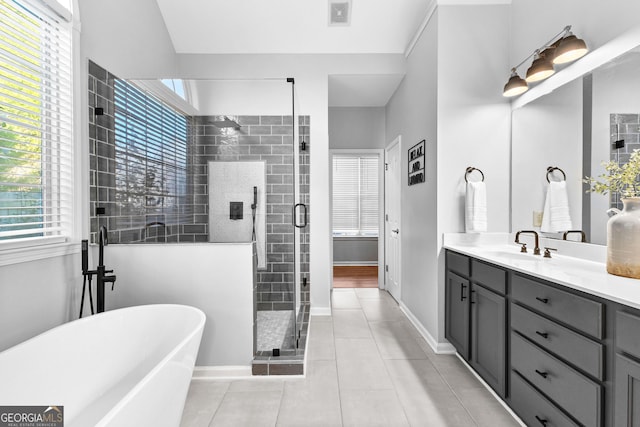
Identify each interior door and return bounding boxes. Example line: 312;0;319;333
385;136;401;301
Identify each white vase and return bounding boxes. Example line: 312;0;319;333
607;197;640;279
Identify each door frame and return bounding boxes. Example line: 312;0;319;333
329;148;385;289
385;135;402;298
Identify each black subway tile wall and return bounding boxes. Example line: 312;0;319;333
89;60;311;311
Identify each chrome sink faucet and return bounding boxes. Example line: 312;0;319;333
515;230;541;255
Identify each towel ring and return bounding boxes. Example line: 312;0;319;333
465;167;484;183
546;166;566;183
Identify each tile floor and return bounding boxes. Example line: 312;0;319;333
180;288;522;427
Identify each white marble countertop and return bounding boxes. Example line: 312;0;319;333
443;233;640;310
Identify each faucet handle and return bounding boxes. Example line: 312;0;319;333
519;243;527;253
543;247;557;258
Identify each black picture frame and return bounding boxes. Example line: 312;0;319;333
408;140;425;186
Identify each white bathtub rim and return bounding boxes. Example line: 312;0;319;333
0;304;206;426
94;304;206;426
0;303;204;357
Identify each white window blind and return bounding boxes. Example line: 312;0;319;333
114;79;188;228
332;155;379;236
0;0;73;242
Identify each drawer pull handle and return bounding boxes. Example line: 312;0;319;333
461;284;467;301
535;331;549;339
535;369;549;379
535;297;549;304
535;415;548;426
470;289;476;304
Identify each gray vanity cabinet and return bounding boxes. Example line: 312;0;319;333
444;249;640;425
445;271;470;359
615;310;640;426
445;251;507;397
470;283;506;396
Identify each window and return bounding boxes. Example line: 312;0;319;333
113;79;188;232
332;154;379;237
161;79;186;100
0;0;73;244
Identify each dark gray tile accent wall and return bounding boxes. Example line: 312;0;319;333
193;115;311;311
88;61;116;244
88;61;192;244
89;60;311;312
610;113;640;209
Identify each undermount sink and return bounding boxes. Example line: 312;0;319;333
481;249;542;262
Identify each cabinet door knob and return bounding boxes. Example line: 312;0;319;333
535;369;549;379
535;331;549;339
535;297;549;304
535;415;548;426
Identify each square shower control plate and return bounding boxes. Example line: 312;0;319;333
230;202;243;220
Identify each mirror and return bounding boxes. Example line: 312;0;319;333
589;50;640;245
511;27;640;245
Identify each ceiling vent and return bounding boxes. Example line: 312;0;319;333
329;0;351;26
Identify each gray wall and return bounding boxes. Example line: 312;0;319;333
329;107;386;149
385;8;439;341
329;107;385;267
333;237;378;265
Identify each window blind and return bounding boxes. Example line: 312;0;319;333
0;0;73;242
113;79;188;227
332;155;379;236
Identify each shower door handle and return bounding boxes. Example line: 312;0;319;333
293;203;308;228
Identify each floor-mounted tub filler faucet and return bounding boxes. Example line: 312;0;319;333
79;226;117;317
96;226;117;313
515;230;541;255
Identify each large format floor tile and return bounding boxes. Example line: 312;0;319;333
180;288;522;427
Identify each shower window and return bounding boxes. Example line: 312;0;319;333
332;154;379;237
113;79;188;234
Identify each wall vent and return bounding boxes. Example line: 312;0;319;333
329;1;351;26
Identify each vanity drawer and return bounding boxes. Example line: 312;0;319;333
510;370;579;427
511;332;602;427
616;310;640;358
512;274;603;339
471;259;506;295
511;303;604;380
446;251;469;277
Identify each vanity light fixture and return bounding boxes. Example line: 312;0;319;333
525;50;555;83
503;25;588;97
503;68;528;97
553;30;589;64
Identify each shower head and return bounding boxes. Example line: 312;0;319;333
212;116;241;129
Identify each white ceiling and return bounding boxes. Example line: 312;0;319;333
155;0;434;55
154;0;435;106
328;74;405;106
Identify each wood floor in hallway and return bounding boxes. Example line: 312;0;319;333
333;266;378;288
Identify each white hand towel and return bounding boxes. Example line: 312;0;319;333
465;181;487;233
541;180;573;232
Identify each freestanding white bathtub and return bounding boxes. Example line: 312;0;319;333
0;304;205;427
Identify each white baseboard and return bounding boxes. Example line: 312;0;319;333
310;306;331;316
398;301;456;354
192;365;252;379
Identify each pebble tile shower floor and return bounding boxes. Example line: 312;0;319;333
257;310;295;352
180;288;522;426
